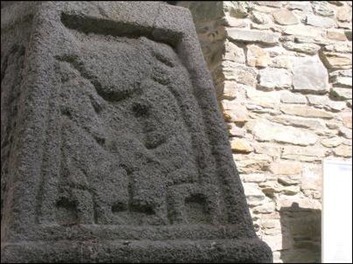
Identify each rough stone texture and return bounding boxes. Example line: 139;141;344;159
230;138;254;153
326;29;348;41
248;119;318;146
246;89;280;108
177;1;352;263
321;52;352;69
325;42;352;52
280;105;334;119
227;28;281;45
269;161;302;175
312;1;335;17
258;68;292;90
291;56;330;94
246;44;271;68
1;2;273;263
337;5;352;22
224;40;246;64
222;100;249;123
282;42;321;55
223;62;258;86
272;9;299;25
251;11;272;25
270;116;326;130
331;87;353;99
283;24;322;38
305;14;337;28
280;91;307;104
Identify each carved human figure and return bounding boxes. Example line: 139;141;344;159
48;35;208;225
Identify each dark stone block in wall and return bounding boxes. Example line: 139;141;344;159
1;2;272;263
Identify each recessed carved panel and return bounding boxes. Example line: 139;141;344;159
1;2;272;263
36;26;221;227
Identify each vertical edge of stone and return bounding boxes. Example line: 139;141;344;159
154;2;257;234
1;1;61;241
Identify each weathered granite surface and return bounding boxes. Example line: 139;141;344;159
1;1;272;263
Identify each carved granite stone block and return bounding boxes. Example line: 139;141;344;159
1;2;272;262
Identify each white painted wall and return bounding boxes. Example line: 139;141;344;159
322;159;352;263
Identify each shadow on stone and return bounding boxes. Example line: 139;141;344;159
279;202;321;263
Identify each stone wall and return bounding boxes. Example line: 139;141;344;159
178;1;352;263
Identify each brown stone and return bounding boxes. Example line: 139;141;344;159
222;100;249;123
322;52;352;69
231;138;254;153
234;154;272;174
280;105;334;119
246;44;271;68
327;30;348;41
270;161;302;175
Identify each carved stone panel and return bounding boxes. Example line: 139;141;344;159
1;2;272;263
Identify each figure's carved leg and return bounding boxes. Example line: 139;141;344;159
92;160;129;224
